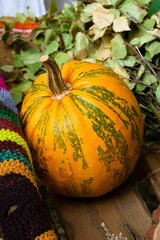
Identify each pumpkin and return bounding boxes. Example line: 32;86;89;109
20;55;144;197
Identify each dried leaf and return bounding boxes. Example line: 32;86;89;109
92;6;114;29
74;32;89;58
89;25;107;41
113;16;130;32
149;28;160;37
80;3;102;22
95;35;112;60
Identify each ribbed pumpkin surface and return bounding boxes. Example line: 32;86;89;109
20;59;144;197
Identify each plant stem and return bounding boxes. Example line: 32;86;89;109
40;55;72;100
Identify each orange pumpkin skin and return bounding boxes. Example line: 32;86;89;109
20;58;144;197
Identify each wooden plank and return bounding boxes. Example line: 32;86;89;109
51;177;151;240
141;147;160;199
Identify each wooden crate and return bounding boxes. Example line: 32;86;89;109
50;147;160;240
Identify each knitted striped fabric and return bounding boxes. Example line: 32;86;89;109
0;75;58;240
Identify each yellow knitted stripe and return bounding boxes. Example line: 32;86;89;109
0;159;38;190
0;129;33;166
35;229;58;240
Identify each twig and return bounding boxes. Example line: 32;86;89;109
127;71;156;90
119;9;152;32
124;40;160;84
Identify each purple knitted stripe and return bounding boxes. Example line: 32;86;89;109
0;89;18;114
0;173;53;240
0;75;8;90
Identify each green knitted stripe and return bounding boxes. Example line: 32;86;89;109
0;104;20;125
0;149;33;174
0;129;33;165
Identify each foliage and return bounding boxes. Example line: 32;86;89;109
0;0;160;146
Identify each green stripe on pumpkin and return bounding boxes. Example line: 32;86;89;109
70;92;132;179
71;86;141;146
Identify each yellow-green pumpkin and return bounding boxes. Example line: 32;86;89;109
20;55;144;197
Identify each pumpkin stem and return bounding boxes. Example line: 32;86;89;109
40;55;72;100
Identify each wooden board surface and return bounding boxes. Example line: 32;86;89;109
142;147;160;200
51;177;151;240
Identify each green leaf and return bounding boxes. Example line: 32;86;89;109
43;40;59;55
1;30;10;42
49;0;57;15
62;33;73;49
118;56;137;67
16;13;27;23
137;65;145;79
10;80;32;94
150;103;160;118
148;0;160;17
119;0;147;23
95;0;111;5
139;33;156;47
55;52;69;65
12;53;24;68
44;29;53;45
111;34;127;59
124;79;136;90
26;6;35;21
10;92;22;106
137;0;152;4
23;71;37;81
59;23;71;33
27;62;42;75
20;49;41;65
0;65;14;72
109;0;124;6
155;85;160;103
34;30;44;45
142;73;157;85
130;38;140;45
145;41;160;58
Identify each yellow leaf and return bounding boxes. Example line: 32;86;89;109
148;28;160;37
114;61;129;79
75;49;88;60
92;6;114;29
95;35;112;60
113;17;131;32
151;10;160;24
